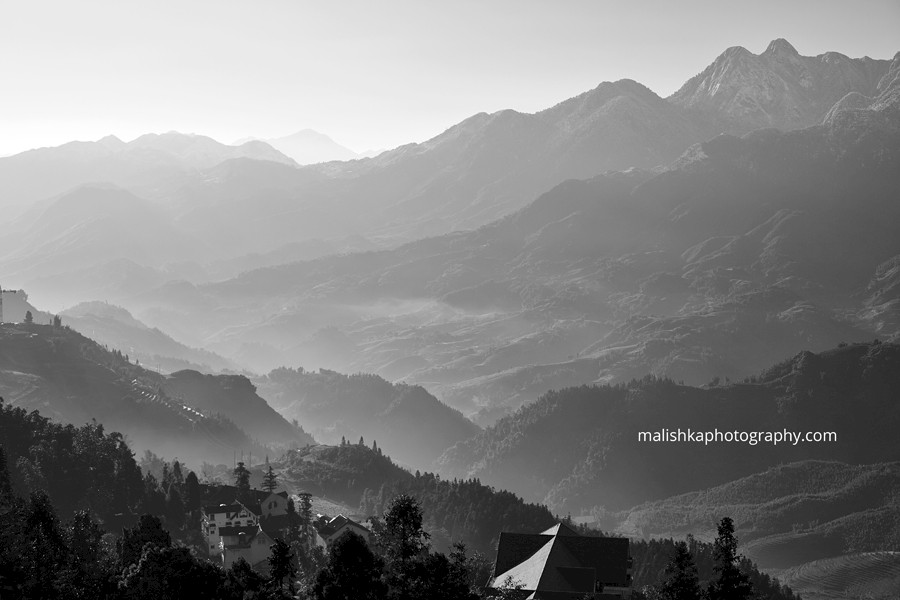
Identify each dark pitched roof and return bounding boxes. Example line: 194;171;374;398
259;514;291;538
315;514;369;538
540;523;579;537
202;503;244;515
492;525;630;593
218;524;260;537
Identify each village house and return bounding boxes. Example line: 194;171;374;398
201;489;291;565
489;522;633;599
313;513;373;547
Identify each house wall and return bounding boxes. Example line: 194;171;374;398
326;522;372;546
222;531;272;569
261;493;288;517
202;506;259;556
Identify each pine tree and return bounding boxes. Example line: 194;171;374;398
660;540;701;600
0;446;13;504
313;531;386;600
183;471;201;512
268;538;297;594
262;465;278;494
708;517;752;600
286;497;301;544
299;491;313;544
233;461;251;496
171;460;184;488
165;485;186;530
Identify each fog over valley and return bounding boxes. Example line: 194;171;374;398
2;3;899;598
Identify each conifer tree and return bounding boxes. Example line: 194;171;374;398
233;461;251;496
268;538;297;595
262;465;278;494
708;517;752;600
660;540;701;600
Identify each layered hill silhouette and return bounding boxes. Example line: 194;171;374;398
436;341;900;513
2;41;894;309
619;459;900;599
59;301;237;373
0;321;313;465
254;367;480;471
620;460;900;567
0;131;295;211
124;63;900;425
236;129;367;165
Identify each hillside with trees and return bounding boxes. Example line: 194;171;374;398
437;341;900;512
256;368;479;470
0;322;309;465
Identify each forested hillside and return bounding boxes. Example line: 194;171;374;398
0;323;308;464
256;368;479;469
438;341;900;512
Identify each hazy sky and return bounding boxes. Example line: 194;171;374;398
1;0;898;156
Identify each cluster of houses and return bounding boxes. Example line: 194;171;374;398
200;487;372;570
201;487;632;599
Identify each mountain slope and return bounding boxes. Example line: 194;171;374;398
435;341;900;513
0;322;312;464
619;460;900;567
129;80;900;422
0;131;295;210
60;301;237;373
254;368;480;470
238;129;362;164
670;39;890;132
0;184;202;307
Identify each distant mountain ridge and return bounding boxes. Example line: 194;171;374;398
236;129;370;165
0;131;295;210
127;76;900;424
671;38;890;132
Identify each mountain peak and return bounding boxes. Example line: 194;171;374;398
764;38;799;57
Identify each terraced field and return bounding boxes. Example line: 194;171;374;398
777;552;900;600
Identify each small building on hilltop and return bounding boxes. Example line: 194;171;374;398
488;523;632;599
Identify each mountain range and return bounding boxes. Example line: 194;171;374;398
235;129;381;165
115;50;900;426
2;41;895;309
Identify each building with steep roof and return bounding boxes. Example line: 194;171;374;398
200;490;290;558
489;523;632;599
221;526;276;571
314;514;372;547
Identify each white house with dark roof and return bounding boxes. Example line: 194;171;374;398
221;525;277;570
314;514;372;547
202;502;259;557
